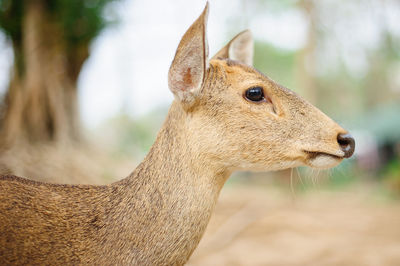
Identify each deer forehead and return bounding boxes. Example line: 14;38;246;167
210;60;292;95
207;60;302;108
207;60;262;92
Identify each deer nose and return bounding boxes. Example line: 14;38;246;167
337;133;355;158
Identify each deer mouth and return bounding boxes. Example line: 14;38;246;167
303;150;344;169
304;151;343;160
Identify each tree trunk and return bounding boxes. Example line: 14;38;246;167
0;0;87;146
296;0;318;105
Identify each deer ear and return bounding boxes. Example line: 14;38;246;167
168;3;209;106
212;30;253;66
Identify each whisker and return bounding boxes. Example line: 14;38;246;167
296;167;306;189
310;168;316;187
327;168;333;182
316;169;322;188
290;168;296;202
320;170;325;186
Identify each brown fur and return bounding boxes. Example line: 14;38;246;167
0;3;353;265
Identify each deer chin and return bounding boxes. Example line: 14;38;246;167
304;151;344;169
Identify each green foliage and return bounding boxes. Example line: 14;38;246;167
45;0;118;47
383;159;400;194
0;0;119;48
355;104;400;145
0;0;23;45
383;159;400;178
253;41;296;90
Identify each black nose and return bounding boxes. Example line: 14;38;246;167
337;133;355;158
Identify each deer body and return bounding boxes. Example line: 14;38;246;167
0;102;227;265
0;3;354;265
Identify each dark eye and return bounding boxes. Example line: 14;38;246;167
245;87;265;102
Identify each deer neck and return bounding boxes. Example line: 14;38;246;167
113;101;230;264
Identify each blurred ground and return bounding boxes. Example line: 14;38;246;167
188;181;400;266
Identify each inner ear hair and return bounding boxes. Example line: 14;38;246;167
212;30;253;66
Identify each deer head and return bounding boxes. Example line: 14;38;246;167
168;3;354;173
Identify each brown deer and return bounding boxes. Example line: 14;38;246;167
0;3;355;265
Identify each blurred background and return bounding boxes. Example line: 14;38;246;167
0;0;399;265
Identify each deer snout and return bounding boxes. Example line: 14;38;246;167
337;133;355;158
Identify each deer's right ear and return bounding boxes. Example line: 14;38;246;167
212;30;254;66
168;3;209;107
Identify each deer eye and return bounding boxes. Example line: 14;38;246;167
245;87;264;102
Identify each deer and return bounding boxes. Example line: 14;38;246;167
0;3;355;265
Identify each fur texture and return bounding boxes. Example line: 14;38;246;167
0;3;353;265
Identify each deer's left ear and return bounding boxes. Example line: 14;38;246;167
212;30;253;66
168;3;209;107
